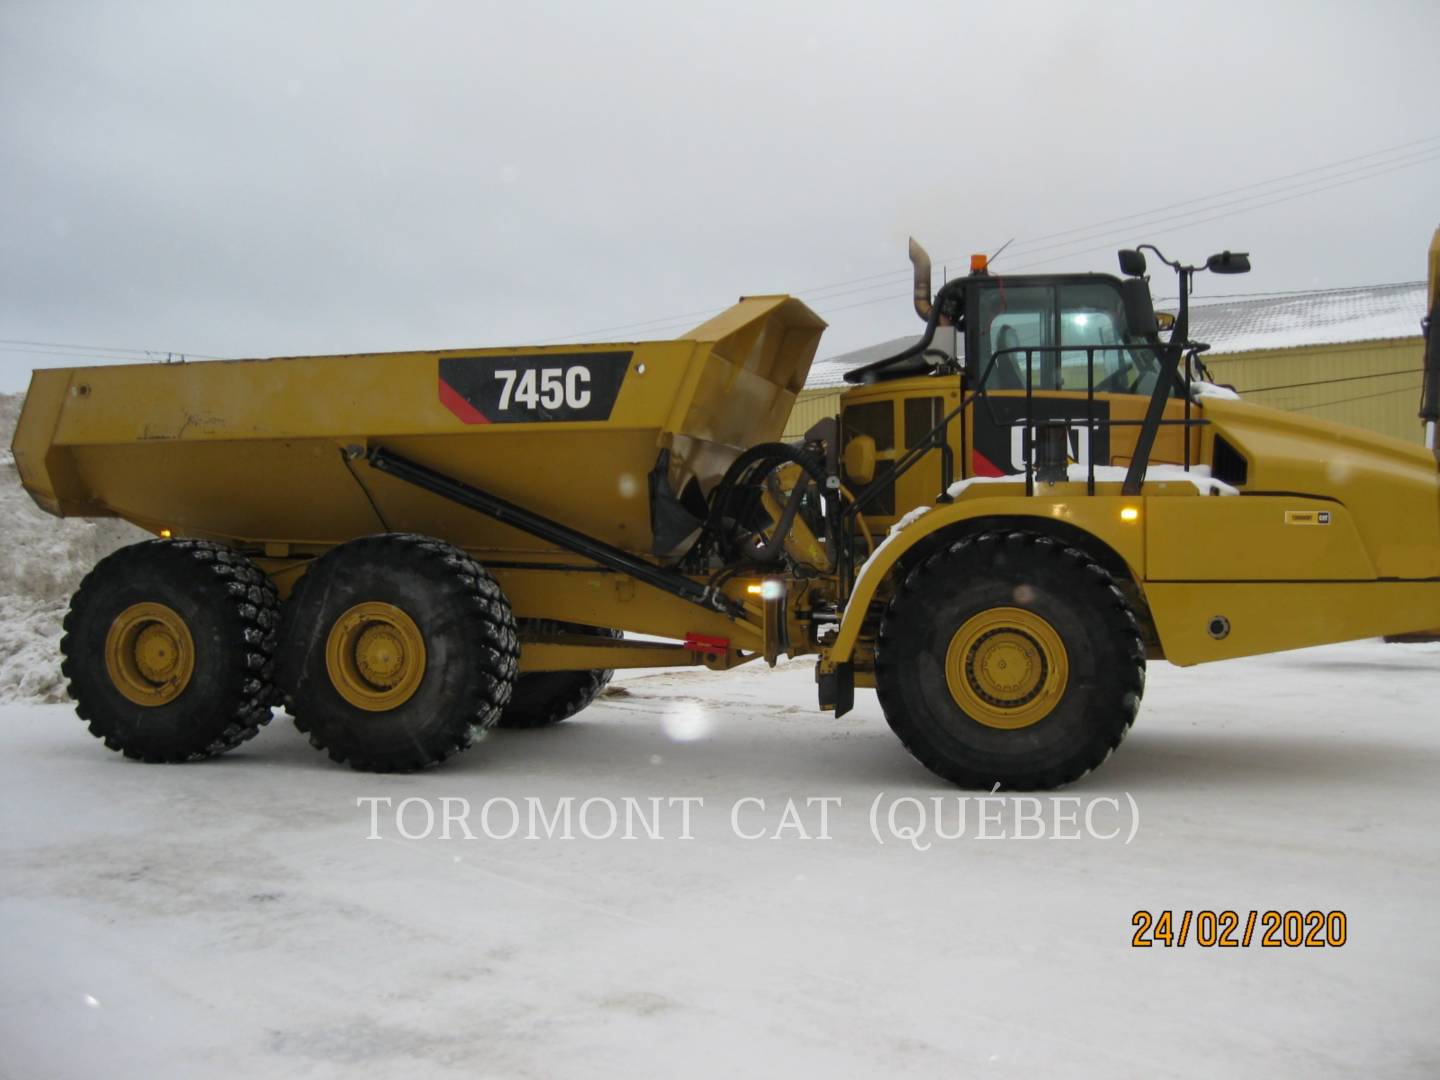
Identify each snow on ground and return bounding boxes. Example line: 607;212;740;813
3;641;1439;1078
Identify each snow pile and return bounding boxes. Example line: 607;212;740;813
1190;380;1241;401
0;393;145;702
1063;462;1238;496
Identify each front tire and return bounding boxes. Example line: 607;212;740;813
61;539;279;762
279;534;518;772
875;530;1144;789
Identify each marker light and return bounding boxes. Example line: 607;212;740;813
159;528;172;538
1119;507;1140;522
747;583;763;595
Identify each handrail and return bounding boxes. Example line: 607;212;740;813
978;342;1209;496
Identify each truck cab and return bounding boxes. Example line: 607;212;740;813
838;263;1198;531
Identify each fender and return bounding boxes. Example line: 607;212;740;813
827;489;1149;664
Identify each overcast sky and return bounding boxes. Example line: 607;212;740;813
1;0;1437;392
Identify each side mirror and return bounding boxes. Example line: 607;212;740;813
1155;311;1176;332
843;434;876;486
1206;251;1251;275
1118;249;1147;277
1121;278;1158;337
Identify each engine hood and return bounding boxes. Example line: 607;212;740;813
1202;396;1440;579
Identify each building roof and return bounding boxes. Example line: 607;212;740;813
803;281;1427;388
1178;280;1426;356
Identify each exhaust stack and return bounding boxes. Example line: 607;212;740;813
909;237;933;322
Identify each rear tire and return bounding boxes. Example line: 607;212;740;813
279;534;518;772
875;530;1144;789
61;539;279;762
499;620;622;728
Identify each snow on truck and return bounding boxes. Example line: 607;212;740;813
12;233;1440;788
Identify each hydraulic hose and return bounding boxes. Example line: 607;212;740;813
700;442;831;563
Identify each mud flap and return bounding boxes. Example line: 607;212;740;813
817;663;854;717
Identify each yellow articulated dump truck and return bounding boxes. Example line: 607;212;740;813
13;234;1440;787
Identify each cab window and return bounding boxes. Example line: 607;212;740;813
976;282;1164;395
977;286;1054;391
1059;283;1159;394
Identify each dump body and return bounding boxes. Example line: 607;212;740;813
12;297;824;559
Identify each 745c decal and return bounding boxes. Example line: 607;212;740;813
438;351;631;425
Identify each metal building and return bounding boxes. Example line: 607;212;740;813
785;283;1428;444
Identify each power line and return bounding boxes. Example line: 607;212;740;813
1003;153;1440;270
814;138;1440;294
991;133;1440;252
0;344;203;365
533;131;1440;341
531;304;726;343
0;336;227;361
993;145;1440;261
1157;280;1426;304
1001;150;1440;274
1239;368;1422;394
6;136;1435;357
570;141;1440;334
1281;383;1421;411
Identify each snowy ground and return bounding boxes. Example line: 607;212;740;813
2;641;1438;1078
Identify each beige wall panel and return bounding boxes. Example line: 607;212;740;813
1204;338;1424;444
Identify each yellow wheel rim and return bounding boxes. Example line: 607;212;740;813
325;602;427;712
104;602;195;707
944;606;1069;730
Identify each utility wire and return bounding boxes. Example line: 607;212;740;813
1238;368;1422;394
993;147;1440;261
1280;383;1422;411
989;133;1440;252
1157;280;1425;303
1004;152;1440;271
7;135;1435;357
579;144;1440;333
0;344;205;365
0;336;227;361
533;132;1440;341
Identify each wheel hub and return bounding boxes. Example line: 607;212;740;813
105;602;196;707
355;625;407;687
325;602;427;712
944;607;1068;730
967;627;1047;708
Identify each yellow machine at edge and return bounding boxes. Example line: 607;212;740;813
12;230;1440;787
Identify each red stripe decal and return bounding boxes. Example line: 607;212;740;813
439;379;489;424
971;449;1005;477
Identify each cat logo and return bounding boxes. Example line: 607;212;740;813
1284;510;1332;526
